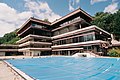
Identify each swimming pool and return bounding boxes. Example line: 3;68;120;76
7;57;120;80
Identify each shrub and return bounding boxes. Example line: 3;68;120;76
108;48;120;57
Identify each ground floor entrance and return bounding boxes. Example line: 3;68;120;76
23;50;51;56
5;52;23;56
52;44;108;56
52;50;83;56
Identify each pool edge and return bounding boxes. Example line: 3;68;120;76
3;60;35;80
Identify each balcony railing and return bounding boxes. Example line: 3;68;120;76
0;49;18;52
19;41;52;47
19;48;51;51
60;17;83;27
52;17;83;32
51;40;108;49
17;34;51;44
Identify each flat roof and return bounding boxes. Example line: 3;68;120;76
51;8;93;25
17;17;51;34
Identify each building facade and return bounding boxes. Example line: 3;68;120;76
17;8;111;56
0;44;21;56
16;18;52;56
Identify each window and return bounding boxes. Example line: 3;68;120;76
66;39;71;44
69;26;77;31
53;41;57;45
32;23;36;26
84;35;87;42
75;24;80;29
59;28;68;34
79;36;84;42
62;40;66;44
73;37;78;43
32;23;47;29
83;34;94;42
84;46;92;51
53;31;59;36
87;34;93;41
57;41;60;45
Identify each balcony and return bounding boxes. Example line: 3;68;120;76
52;25;111;40
51;40;108;49
18;25;51;37
19;48;51;51
0;49;18;52
19;41;52;47
16;34;51;44
52;17;83;32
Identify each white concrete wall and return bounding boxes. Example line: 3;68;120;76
32;51;41;56
23;51;41;56
0;52;5;56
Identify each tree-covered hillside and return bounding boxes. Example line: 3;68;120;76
91;9;120;41
0;29;20;44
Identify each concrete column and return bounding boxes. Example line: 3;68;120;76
68;51;70;56
79;24;81;29
58;51;60;55
39;51;41;56
0;52;5;56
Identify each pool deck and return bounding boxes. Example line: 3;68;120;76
4;60;34;80
0;60;25;80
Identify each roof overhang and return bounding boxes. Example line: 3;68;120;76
51;8;93;25
17;17;51;34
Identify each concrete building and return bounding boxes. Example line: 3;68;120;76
16;8;111;56
0;44;21;56
16;18;52;56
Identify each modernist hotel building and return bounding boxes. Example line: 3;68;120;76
10;8;111;56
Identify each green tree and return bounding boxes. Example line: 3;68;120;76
5;37;20;44
108;48;120;57
0;29;20;44
44;19;49;22
91;10;120;40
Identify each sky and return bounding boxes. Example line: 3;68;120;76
0;0;120;37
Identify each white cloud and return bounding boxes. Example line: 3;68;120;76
69;0;75;11
24;0;61;22
68;0;80;11
0;3;32;37
0;0;61;37
104;2;118;14
0;20;15;37
90;0;107;5
76;0;80;4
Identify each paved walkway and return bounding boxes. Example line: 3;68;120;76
0;61;24;80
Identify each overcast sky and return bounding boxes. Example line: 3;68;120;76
0;0;119;37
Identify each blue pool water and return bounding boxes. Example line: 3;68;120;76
7;57;120;80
